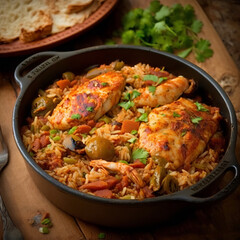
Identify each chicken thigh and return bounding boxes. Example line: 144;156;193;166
138;98;222;170
49;71;125;130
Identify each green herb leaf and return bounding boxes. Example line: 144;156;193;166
177;47;192;58
101;82;109;86
194;39;214;62
132;148;149;162
86;106;94;112
118;2;213;62
148;0;162;13
191;19;203;34
130;130;138;135
148;85;156;94
153;21;167;33
119;101;134;110
155;6;170;21
131;90;141;99
195;102;209;112
157;77;168;84
128;137;137;143
123;92;131;100
143;74;159;82
135;112;148;122
68;126;77;134
191;116;202;124
71;113;81;119
173;112;181;117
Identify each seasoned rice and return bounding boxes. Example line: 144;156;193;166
21;61;225;200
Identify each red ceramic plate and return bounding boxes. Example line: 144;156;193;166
0;0;118;57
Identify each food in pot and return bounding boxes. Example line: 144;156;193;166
21;60;225;199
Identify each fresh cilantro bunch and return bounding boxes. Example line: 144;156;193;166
120;0;213;62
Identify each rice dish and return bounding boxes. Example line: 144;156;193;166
21;60;225;199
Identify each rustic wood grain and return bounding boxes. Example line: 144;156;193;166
0;79;85;240
197;0;240;70
0;0;240;239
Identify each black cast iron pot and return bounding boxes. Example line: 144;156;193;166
13;45;240;227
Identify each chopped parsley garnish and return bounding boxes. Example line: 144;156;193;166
161;113;166;117
195;102;209;112
101;82;109;86
135;112;148;122
131;130;138;135
148;85;156;94
120;90;141;110
123;92;131;100
68;126;77;134
71;113;81;119
128;137;137;143
191;116;202;124
119;100;134;110
134;75;140;79
144;75;167;86
173;112;181;117
131;90;141;99
124;90;140;100
157;77;168;84
132;148;149;164
143;74;158;82
86;106;94;112
118;1;213;62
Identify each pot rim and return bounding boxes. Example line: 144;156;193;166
12;44;239;205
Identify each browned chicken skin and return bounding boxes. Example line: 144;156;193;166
134;76;190;107
49;71;126;130
138;98;222;170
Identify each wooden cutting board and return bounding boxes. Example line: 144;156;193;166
0;0;239;239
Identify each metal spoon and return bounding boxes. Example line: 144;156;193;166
0;126;24;240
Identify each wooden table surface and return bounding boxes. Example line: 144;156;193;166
0;0;240;239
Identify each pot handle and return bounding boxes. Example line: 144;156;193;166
14;52;62;89
175;155;240;204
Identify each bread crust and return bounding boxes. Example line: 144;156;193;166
0;0;103;43
19;10;53;42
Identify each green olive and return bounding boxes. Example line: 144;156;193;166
31;96;55;117
153;156;167;167
150;165;167;192
85;67;111;79
114;61;124;71
160;175;179;195
62;71;75;81
85;136;115;161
